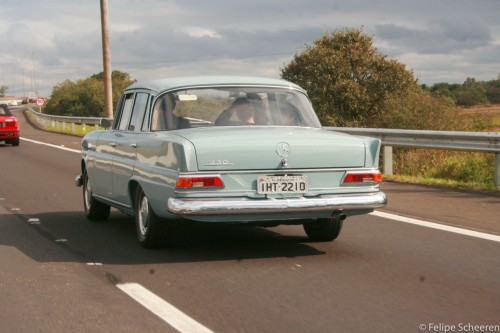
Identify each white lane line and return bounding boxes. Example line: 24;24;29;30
117;283;214;333
20;137;80;154
27;218;41;225
371;211;500;243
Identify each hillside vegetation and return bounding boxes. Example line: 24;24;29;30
457;105;500;131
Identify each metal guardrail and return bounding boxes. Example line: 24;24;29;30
26;108;111;134
24;109;500;187
327;127;500;152
327;127;500;187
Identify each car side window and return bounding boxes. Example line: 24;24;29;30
128;92;149;131
111;95;125;130
117;93;135;130
141;96;153;131
151;94;189;131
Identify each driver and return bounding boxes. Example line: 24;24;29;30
215;97;258;125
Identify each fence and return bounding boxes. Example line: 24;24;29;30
25;109;500;187
327;127;500;187
26;108;109;135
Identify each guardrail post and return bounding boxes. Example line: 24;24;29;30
383;146;393;175
495;153;500;188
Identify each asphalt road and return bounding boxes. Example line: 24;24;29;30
1;108;499;333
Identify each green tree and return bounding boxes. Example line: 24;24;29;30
429;82;461;101
0;85;7;97
91;71;135;105
485;78;500;104
380;89;460;130
45;70;135;117
454;78;488;107
280;28;419;127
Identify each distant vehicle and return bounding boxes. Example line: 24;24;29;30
0;106;20;146
8;100;18;106
76;76;387;248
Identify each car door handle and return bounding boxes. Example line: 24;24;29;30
130;143;137;148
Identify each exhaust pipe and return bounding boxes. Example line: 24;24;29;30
333;211;347;221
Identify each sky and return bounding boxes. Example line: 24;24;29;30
0;0;499;97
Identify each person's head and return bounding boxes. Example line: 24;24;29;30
230;98;256;124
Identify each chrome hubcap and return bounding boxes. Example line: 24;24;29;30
138;195;149;237
84;177;92;210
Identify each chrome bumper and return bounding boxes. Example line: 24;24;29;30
168;191;387;215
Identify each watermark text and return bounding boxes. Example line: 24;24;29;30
419;323;500;333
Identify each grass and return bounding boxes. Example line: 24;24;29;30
391;104;500;192
44;121;105;136
26;110;105;137
457;104;500;131
384;174;499;192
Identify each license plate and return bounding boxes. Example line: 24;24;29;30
257;175;308;194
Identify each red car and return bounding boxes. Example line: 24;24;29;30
0;106;20;146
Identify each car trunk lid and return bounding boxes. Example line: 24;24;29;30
176;127;366;171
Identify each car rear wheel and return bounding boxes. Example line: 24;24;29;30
303;218;343;242
135;187;174;248
83;170;110;221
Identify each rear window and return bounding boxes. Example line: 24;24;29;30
150;87;321;131
0;107;13;116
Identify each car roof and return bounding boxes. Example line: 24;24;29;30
124;76;306;94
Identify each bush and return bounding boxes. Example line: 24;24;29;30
393;149;496;189
280;28;418;127
45;70;135;117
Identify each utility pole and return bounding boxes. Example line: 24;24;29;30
100;0;113;118
32;51;38;98
1;55;4;86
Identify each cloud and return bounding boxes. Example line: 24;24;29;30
1;0;499;95
375;17;492;55
109;25;322;75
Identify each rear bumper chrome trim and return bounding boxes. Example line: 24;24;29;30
168;191;387;215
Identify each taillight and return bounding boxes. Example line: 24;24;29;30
176;175;224;188
5;118;17;128
343;171;382;184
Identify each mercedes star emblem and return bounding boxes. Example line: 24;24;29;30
276;142;291;158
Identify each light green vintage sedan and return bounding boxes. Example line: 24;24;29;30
76;76;386;248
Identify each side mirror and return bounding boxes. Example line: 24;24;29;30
100;118;113;128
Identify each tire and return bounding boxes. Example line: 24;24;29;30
83;170;110;221
303;218;343;242
135;187;174;248
11;138;20;146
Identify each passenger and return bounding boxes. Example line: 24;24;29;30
215;97;257;125
280;103;301;126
